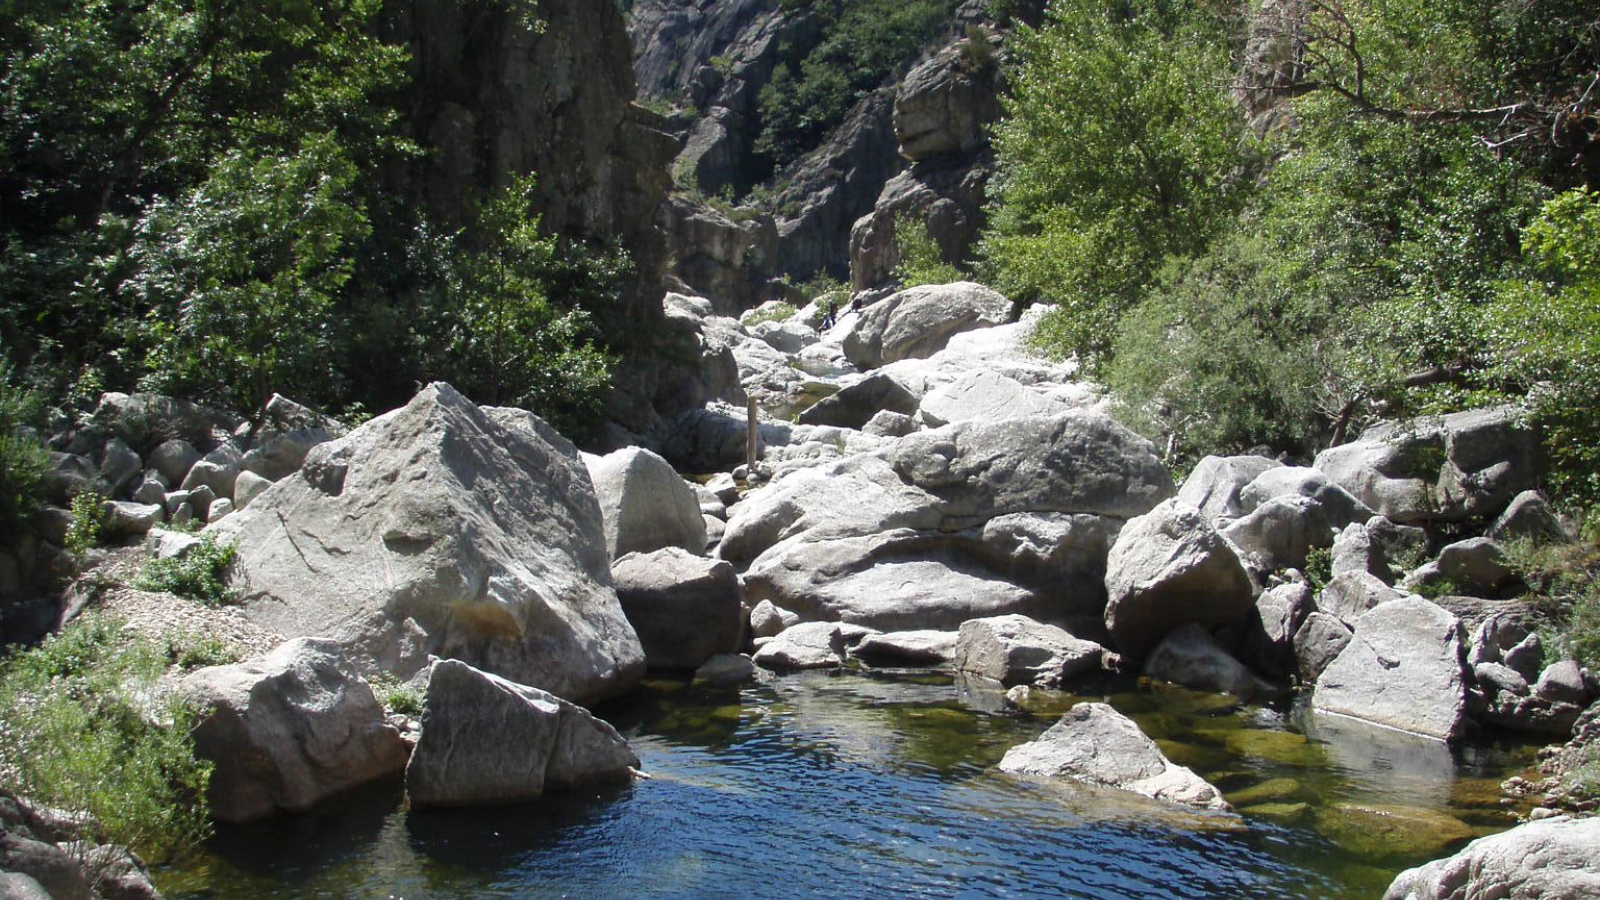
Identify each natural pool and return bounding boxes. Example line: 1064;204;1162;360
157;670;1539;900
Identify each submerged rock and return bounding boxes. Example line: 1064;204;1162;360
998;702;1231;812
1143;623;1274;697
406;660;638;809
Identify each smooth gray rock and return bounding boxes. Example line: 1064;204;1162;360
998;703;1231;811
87;391;240;453
612;548;742;671
205;497;234;523
741;530;1045;631
101;500;163;537
1103;500;1256;658
1222;494;1338;574
41;452;111;505
1177;455;1283;522
1404;537;1517;598
1535;660;1591;707
0;833;90;900
1487;490;1569;544
405;660;638;809
233;469;274;510
1312;598;1471;741
1144;623;1274;697
751;621;874;670
180;443;244;499
1295;612;1354;683
748;599;799;639
130;470;169;506
216;383;645;704
851;630;959;666
1315;407;1539;524
1330;522;1386;580
842;282;1011;370
863;409;919;438
953;615;1104;687
796;371;919;429
146;528;202;561
97;437;143;497
693;653;759;687
585;447;707;560
916;370;1070;427
148;438;202;486
1382;815;1600;900
1245;581;1314;678
886;411;1175;527
182;638;410;823
0;872;53;900
1238;465;1373;524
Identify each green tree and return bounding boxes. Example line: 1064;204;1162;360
1483;188;1600;505
425;177;616;435
0;357;46;540
132;134;370;424
979;0;1250;367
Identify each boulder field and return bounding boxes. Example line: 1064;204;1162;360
26;279;1594;896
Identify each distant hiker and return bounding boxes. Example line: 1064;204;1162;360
821;298;836;330
850;295;863;314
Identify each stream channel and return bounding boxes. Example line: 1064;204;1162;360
157;669;1538;899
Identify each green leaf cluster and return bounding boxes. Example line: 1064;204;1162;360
135;534;239;607
893;214;964;289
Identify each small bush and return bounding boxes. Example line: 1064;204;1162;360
1505;536;1600;669
65;492;106;556
368;672;424;717
893;214;963;288
1303;547;1333;594
0;615;212;874
135;535;239;607
164;630;242;670
744;302;798;327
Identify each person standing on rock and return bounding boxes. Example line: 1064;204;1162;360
821;297;837;330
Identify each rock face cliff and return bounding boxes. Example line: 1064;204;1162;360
382;0;700;431
629;0;1032;308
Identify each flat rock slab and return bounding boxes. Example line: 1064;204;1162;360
1312;597;1470;742
998;702;1231;812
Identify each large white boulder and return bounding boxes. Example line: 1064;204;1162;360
1312;597;1471;741
1103;500;1256;658
612;548;743;671
182;638;409;823
585;447;707;560
217;383;645;705
405;660;638;809
842;282;1011;369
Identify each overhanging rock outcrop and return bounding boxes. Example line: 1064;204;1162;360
218;383;645;705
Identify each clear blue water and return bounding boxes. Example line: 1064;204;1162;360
157;670;1537;900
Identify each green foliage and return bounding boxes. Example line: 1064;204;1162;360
981;0;1250;367
1480;189;1600;506
135;535;239;607
1506;536;1600;670
797;274;846;304
0;359;46;540
0;615;212;870
756;0;961;168
163;630;242;671
1303;548;1334;595
417;176;617;437
1107;233;1334;460
65;492;106;556
133;134;370;420
893;214;963;288
744;302;799;327
369;673;424;718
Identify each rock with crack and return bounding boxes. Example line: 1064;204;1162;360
1383;815;1600;900
405;660;638;809
215;382;645;705
998;702;1231;811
